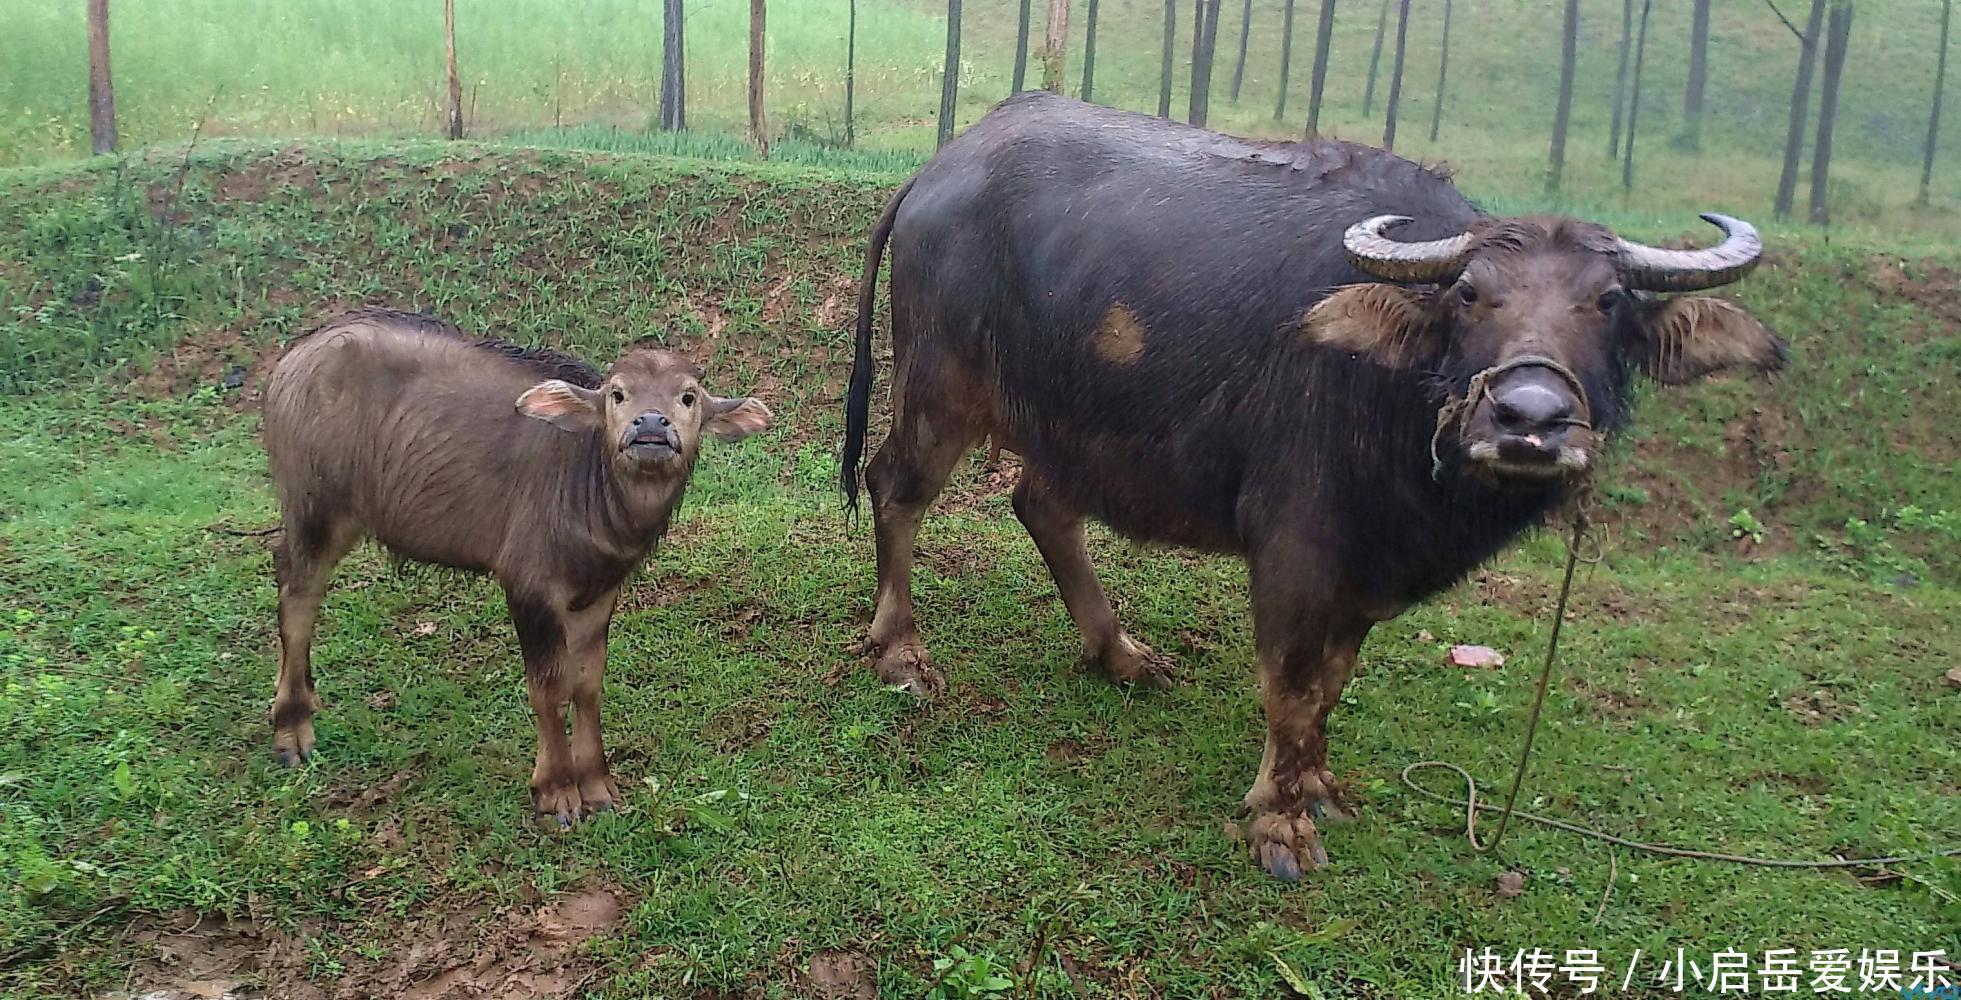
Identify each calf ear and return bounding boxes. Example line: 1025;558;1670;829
1635;296;1789;385
516;380;601;431
705;396;773;442
1300;284;1442;369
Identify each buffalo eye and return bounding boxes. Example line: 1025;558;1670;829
680;391;696;408
1596;288;1625;313
1456;283;1479;306
609;388;626;405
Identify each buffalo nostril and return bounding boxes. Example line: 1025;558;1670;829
657;415;671;428
1492;385;1574;433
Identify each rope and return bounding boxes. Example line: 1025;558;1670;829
1429;355;1594;481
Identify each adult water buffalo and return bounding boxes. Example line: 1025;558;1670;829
839;93;1784;880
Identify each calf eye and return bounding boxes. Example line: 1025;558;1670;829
1597;289;1624;313
1457;283;1479;306
610;388;626;404
680;392;696;407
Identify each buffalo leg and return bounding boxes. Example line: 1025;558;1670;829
1011;471;1175;688
507;588;583;826
861;411;976;697
567;591;622;814
269;514;358;766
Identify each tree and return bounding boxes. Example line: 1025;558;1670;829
86;0;116;155
1809;2;1853;225
1042;0;1070;92
1082;0;1102;101
1609;0;1632;159
844;0;855;144
659;0;687;131
1623;0;1653;190
1230;0;1254;101
1189;0;1222;125
749;0;767;153
1428;0;1452;141
444;0;463;139
1922;0;1953;204
1682;0;1711;149
1774;0;1828;221
938;0;962;147
1304;0;1337;136
1160;0;1178;116
1274;0;1297;120
1381;0;1411;149
1013;0;1034;92
1363;0;1390;115
1547;0;1579;192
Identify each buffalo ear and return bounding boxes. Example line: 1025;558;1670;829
1634;295;1789;385
704;396;773;442
1300;284;1442;369
516;380;601;431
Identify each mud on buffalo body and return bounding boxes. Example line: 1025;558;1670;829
840;92;1786;881
260;308;771;825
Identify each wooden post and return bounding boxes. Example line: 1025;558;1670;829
1428;0;1451;141
1808;2;1853;225
1609;0;1631;159
1274;0;1297;121
1230;0;1253;101
87;0;117;155
1546;0;1579;192
749;0;768;153
1922;0;1952;204
844;0;856;145
1774;0;1828;220
1082;0;1101;101
938;0;962;146
1159;0;1178;116
1380;0;1409;149
1042;0;1070;93
660;0;687;130
445;0;463;139
1623;0;1653;191
1304;0;1336;136
1363;0;1388;115
1013;0;1034;92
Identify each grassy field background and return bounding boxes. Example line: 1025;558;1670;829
4;0;1961;234
0;141;1956;998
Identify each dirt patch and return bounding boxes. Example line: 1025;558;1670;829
1870;255;1961;338
803;951;876;999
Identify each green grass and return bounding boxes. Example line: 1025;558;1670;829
1;144;1958;998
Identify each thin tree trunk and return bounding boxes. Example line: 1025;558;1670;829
1682;0;1710;149
1547;0;1580;192
444;0;463;139
844;0;855;144
1042;0;1070;93
1083;0;1101;100
660;0;687;130
749;0;768;153
1921;0;1952;204
1013;0;1033;92
1428;0;1451;141
1381;0;1410;149
86;0;116;154
1609;0;1631;159
1624;0;1653;191
1363;0;1389;115
1190;0;1222;124
938;0;962;147
1305;0;1337;136
1230;0;1254;100
1160;0;1178;116
1275;0;1298;121
1809;2;1852;225
1774;0;1828;220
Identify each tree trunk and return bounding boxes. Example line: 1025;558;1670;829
1922;0;1952;204
749;0;767;153
86;0;116;155
1682;0;1710;149
1381;0;1410;149
1774;0;1828;220
1230;0;1253;100
1547;0;1579;192
659;0;687;131
1042;0;1070;93
1363;0;1389;115
938;0;962;147
444;0;463;139
1623;0;1653;190
1608;0;1631;159
1809;2;1852;225
844;0;855;144
1190;0;1222;125
1082;0;1101;100
1274;0;1297;120
1013;0;1033;92
1428;0;1451;141
1159;0;1178;116
1305;0;1336;136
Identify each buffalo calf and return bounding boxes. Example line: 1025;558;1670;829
262;309;770;824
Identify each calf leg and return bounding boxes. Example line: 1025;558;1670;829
508;588;583;826
566;591;622;814
269;513;358;766
861;410;977;697
1011;471;1174;688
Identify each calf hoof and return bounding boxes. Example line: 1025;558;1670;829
1246;811;1330;882
870;641;946;698
1099;634;1178;690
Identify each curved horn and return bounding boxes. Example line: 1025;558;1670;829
1617;213;1764;292
1343;215;1476;283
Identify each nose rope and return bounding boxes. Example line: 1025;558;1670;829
1429;354;1594;482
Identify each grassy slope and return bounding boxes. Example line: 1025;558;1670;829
0;144;1957;998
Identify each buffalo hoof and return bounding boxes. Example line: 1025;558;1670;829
1247;810;1330;882
1099;633;1178;690
272;746;314;768
577;771;623;816
870;640;947;699
532;782;587;830
271;723;315;767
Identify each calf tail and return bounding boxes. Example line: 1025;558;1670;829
840;176;916;515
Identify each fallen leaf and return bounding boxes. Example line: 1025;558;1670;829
1946;666;1961;690
1495;871;1527;899
1449;644;1506;669
411;621;438;636
1417;630;1436;643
